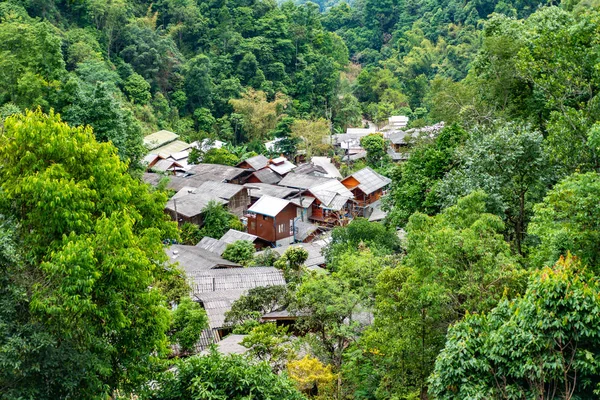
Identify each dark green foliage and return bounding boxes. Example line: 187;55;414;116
146;350;306;400
360;133;387;167
430;255;600;399
324;217;401;267
386;123;467;227
529;172;600;272
199;201;242;240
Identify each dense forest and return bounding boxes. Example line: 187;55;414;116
3;0;600;399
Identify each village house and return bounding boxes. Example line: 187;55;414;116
278;173;354;226
246;168;283;185
197;229;259;256
165;244;285;347
243;182;299;206
268;156;296;176
246;195;299;246
342;167;392;215
236;154;270;171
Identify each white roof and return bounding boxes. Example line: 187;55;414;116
248;195;292;217
389;116;409;123
311;157;342;179
269;159;296;175
265;137;283;152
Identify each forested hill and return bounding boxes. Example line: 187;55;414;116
0;0;549;169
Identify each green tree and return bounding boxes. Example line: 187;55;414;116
0;110;178;398
360;133;387;167
430;254;600;400
325;217;400;267
386;123;467;227
224;285;290;328
222;240;256;266
147;350;306;400
199;201;240;240
438;123;549;254
274;246;309;282
366;191;524;398
124;72;151;105
529;172;600;271
242;323;296;373
202;147;240;166
169;297;208;355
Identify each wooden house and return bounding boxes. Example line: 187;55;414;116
236;154;269;171
341;167;391;211
246;195;299;246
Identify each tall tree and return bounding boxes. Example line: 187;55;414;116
0;110;178;398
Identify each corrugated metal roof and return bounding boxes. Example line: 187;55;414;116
187;164;249;183
251;168;282;184
155;140;192;157
293;163;327;176
324;194;351;211
278;173;332;190
294;221;320;241
308;179;354;210
290;196;316;208
244;183;298;199
196;237;229;255
213;334;248;355
144;130;179;150
348;167;392;195
269;159;296;175
191;267;287;329
311;157;342;179
221;229;258;244
166;245;240;273
238;155;269;170
165;193;228;218
368;199;388;222
197;181;245;200
248;195;291;217
151;159;183;172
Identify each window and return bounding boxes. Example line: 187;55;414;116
278;223;286;234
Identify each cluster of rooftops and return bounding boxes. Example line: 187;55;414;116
141;117;440;351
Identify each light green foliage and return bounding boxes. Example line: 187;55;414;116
199;201;242;240
529;172;600;271
179;222;202;245
325;217;401;268
386;123;467;227
438;123;549;253
169;297;208;354
274;246;310;282
147;350;306;400
360;133;387;167
0;110;178;398
0;110;176;256
252;247;281;267
242;323;296;373
222;240;256;266
201;147;240;166
364;191;525;398
430;254;600;399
